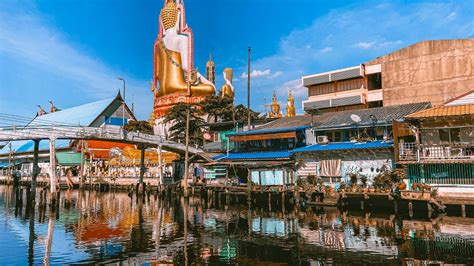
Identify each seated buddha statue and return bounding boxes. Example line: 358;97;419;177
221;68;234;98
154;0;215;97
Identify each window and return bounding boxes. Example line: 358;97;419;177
337;78;364;92
450;128;461;143
367;73;382;90
439;129;450;144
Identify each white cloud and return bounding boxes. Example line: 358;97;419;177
446;11;457;20
0;4;150;119
240;69;282;79
320;47;333;53
354;41;376;49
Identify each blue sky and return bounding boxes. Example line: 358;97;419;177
0;0;473;120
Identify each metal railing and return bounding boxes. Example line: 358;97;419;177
399;142;474;161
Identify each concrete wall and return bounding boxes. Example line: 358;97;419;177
366;39;474;107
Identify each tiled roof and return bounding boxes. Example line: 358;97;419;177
254;115;314;130
405;104;474;119
292;141;393;153
213;150;292;161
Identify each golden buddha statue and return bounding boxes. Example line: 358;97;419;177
221;68;234;98
268;91;282;118
153;0;215;99
286;90;296;117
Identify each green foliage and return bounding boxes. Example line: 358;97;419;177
233;104;260;121
163;103;205;146
124;120;154;135
198;95;234;122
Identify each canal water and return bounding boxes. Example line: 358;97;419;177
1;186;473;265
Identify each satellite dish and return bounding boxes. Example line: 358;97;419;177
350;114;362;123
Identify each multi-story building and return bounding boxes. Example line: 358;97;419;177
302;39;474;113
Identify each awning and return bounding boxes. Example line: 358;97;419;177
56;152;84;166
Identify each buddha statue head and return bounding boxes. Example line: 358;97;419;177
223;68;233;82
161;0;179;30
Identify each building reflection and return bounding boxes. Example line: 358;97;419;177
0;186;472;264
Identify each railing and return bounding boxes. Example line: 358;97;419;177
399;142;474;161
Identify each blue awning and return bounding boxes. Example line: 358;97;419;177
213;150;292;161
292;141;393;153
226;126;309;137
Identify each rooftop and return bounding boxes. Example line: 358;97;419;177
0;93;126;155
405;104;474;119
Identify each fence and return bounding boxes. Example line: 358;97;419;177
399;142;474;161
407;163;474;185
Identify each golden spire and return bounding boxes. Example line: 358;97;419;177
206;53;215;85
286;90;296;117
149;111;156;127
268;91;282;118
161;0;179;30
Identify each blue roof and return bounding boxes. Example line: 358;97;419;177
292;141;394;153
213;150;292;161
226;126;309;137
0;96;117;155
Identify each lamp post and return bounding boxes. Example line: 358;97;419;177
117;77;126;126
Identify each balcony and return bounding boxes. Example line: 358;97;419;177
399;142;474;161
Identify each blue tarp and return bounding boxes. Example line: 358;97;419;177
292;140;393;153
213;150;292;161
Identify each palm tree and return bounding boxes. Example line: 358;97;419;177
124;120;154;135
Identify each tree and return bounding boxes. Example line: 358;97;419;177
233;104;260;121
198;95;233;123
124;120;154;135
163;103;204;145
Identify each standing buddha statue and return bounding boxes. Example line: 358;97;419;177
286;90;296;117
221;68;234;99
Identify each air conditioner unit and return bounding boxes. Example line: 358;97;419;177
317;135;329;144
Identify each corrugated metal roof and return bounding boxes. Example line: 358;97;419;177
292;141;393;153
213;150;292;161
313;102;431;130
226;126;309;137
405;104;474;119
0;96;119;155
253;102;431;132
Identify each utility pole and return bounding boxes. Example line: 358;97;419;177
118;77;126;126
247;47;251;130
183;107;190;197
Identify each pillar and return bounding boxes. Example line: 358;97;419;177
49;138;57;195
157;146;164;189
30;139;40;201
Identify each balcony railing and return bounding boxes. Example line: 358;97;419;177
399;142;474;161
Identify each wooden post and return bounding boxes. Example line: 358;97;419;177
247;169;252;205
157;146;164;190
31;139;40;201
139;146;146;193
49;138;57;205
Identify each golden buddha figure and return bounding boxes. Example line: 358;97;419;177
286;90;296;117
268;91;282;118
221;68;234;98
153;0;215;98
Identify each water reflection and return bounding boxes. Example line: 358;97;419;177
0;185;473;265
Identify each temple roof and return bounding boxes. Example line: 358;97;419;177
0;93;131;155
